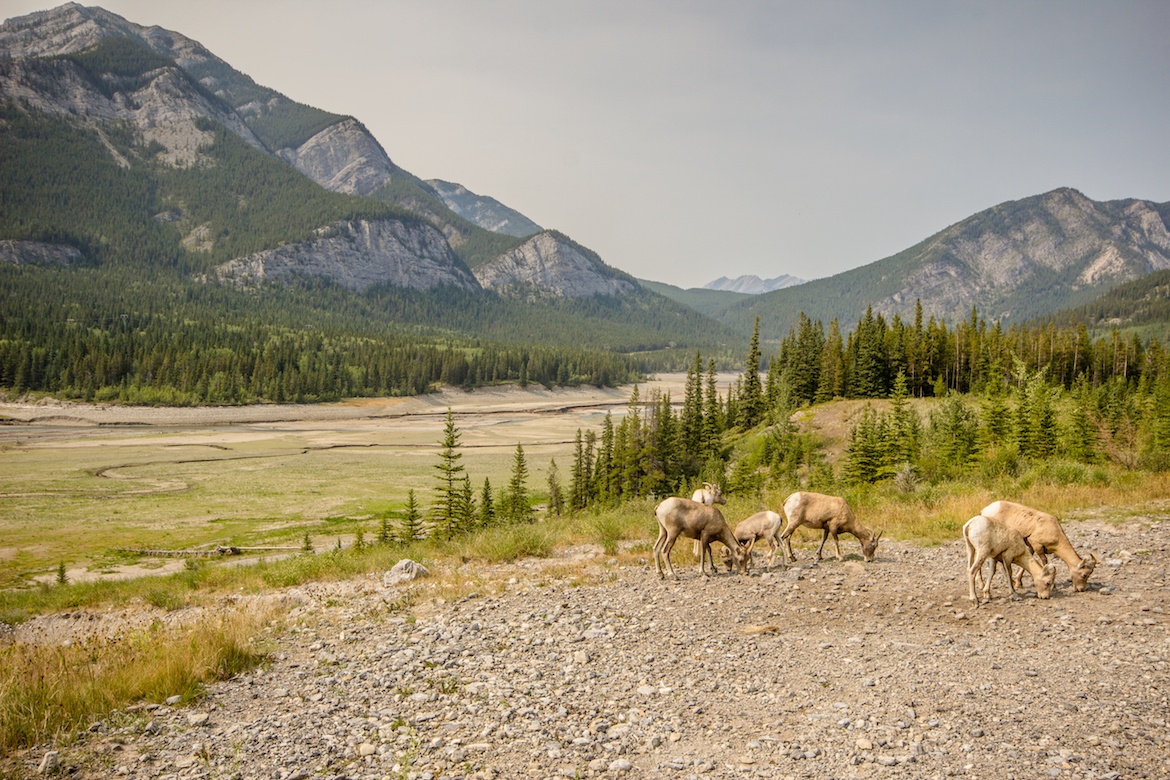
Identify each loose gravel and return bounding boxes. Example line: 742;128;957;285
7;516;1169;780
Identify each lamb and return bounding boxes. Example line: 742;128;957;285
654;496;748;580
690;482;726;557
779;491;881;563
963;514;1056;605
723;510;785;571
980;500;1097;592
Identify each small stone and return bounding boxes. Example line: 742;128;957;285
572;650;589;664
608;758;634;772
636;685;656;696
187;712;210;727
359;742;376;756
588;758;608;771
856;738;873;751
165;695;182;706
38;751;59;774
969;728;984;737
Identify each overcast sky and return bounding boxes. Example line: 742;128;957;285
5;1;1169;288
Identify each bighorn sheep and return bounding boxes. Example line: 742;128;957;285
690;482;726;557
779;492;881;563
723;510;785;571
980;500;1097;592
963;514;1056;604
654;497;748;580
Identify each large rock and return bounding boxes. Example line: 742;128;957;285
475;231;639;298
215;218;481;292
276;118;396;197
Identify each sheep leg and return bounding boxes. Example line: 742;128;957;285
660;532;680;580
832;531;844;561
815;528;830;561
965;536;985;605
653;525;668;579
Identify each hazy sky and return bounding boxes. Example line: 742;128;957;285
4;1;1169;288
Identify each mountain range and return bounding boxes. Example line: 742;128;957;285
2;2;1168;357
703;274;805;294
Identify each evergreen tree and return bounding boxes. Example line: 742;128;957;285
739;316;764;428
702;359;722;455
459;475;477;532
926;395;979;473
681;352;704;459
844;405;885;483
1064;375;1099;463
378;514;393;545
430;407;465;538
504;443;534;523
886;371;920;467
400;489;424;542
815;318;846;402
547;458;565;516
479;478;495;527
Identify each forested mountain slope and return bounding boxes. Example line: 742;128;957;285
718;188;1170;341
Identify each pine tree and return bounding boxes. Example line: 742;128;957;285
430;407;465;538
844;405;885;483
886;371;920;467
459;475;477;532
400;489;424;543
739;316;764;428
505;443;533;523
378;514;393;545
479;478;495;527
547;458;565;516
702;358;722;453
815;318;845;402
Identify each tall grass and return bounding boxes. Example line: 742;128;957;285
0;606;272;753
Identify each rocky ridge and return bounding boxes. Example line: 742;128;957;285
426;180;544;238
11;515;1168;780
874;189;1170;322
476;232;639;299
214;219;481;292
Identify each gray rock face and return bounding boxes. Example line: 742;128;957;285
0;5;265;166
0;240;84;267
214;219;481;292
476;232;638;298
277;118;396;197
875;188;1170;322
426;179;543;237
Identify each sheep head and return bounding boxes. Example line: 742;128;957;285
1035;562;1057;599
861;530;882;562
1071;553;1097;592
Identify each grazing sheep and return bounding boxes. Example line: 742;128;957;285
779;492;881;563
980;500;1097;592
963;514;1056;605
654;497;748;580
690;483;726;557
723;510;785;571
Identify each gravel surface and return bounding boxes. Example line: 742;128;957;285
8;516;1170;780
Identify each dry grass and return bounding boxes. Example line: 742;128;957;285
0;602;276;753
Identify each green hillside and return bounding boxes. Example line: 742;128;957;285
1031;268;1170;342
638;279;751;320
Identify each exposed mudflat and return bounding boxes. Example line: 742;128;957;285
9;515;1169;780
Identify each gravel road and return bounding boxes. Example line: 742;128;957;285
10;515;1169;780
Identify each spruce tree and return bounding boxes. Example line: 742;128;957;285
887;371;920;467
505;443;534;523
739;316;764;428
459;475;477;532
479;478;495;527
547;458;565;516
844;405;884;483
816;318;846;402
400;489;424;543
430;407;465;538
